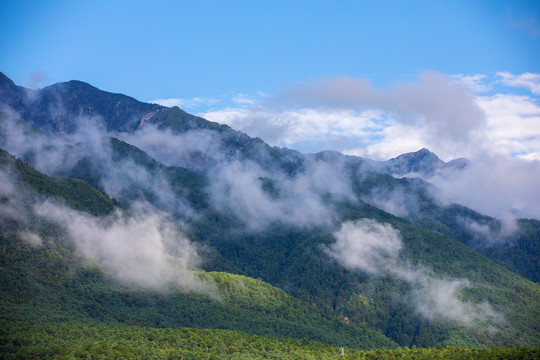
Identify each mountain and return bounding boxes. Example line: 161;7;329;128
0;73;539;355
371;148;470;178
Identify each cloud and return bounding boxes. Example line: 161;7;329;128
430;154;540;220
277;72;486;145
199;72;540;163
0;169;28;222
0;158;209;292
25;71;49;89
203;106;385;154
366;187;420;218
496;72;540;94
232;93;261;105
0;111;198;220
34;200;206;290
208;157;355;230
406;273;500;324
451;74;492;93
150;97;220;110
116;124;222;169
475;93;540;160
0;111;82;176
18;231;43;247
324;219;402;273
203;72;488;160
200;73;539;220
459;216;518;248
325;219;501;325
507;12;540;37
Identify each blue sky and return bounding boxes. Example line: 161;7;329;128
1;0;538;99
1;0;539;159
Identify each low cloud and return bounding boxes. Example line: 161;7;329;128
0;111;82;176
458;216;519;248
117;124;221;169
35;200;206;290
208;157;355;230
0;164;209;292
430;154;540;220
325;219;501;325
325;219;402;273
18;230;43;247
406;273;500;324
366;187;420;218
0;111;198;220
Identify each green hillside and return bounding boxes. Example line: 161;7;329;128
193;202;540;348
2;323;537;360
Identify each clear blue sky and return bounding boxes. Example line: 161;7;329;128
1;0;539;102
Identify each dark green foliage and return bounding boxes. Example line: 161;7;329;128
0;148;117;216
480;219;540;282
1;323;537;360
192;206;540;348
418;204;540;283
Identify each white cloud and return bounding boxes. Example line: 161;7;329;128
276;72;486;145
150;97;220;110
325;219;501;325
208;157;355;230
430;154;540;220
150;98;183;107
496;72;540;95
343;122;429;161
325;219;402;273
202;106;385;153
476;93;540;159
35;201;208;291
117;124;221;168
452;74;492;93
202;72;489;160
232;93;260;105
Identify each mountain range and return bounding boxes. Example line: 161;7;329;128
0;72;538;357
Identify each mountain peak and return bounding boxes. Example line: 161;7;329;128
0;72;16;88
381;148;469;178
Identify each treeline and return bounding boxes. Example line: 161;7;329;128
1;323;538;360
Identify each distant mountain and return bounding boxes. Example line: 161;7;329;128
373;148;470;178
0;72;538;352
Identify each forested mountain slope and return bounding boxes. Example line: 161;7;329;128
0;73;538;352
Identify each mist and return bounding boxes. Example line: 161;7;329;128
0;110;198;220
458;216;519;248
116;124;223;170
325;219;501;325
430;154;540;220
35;200;207;291
207;152;357;230
366;187;420;218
